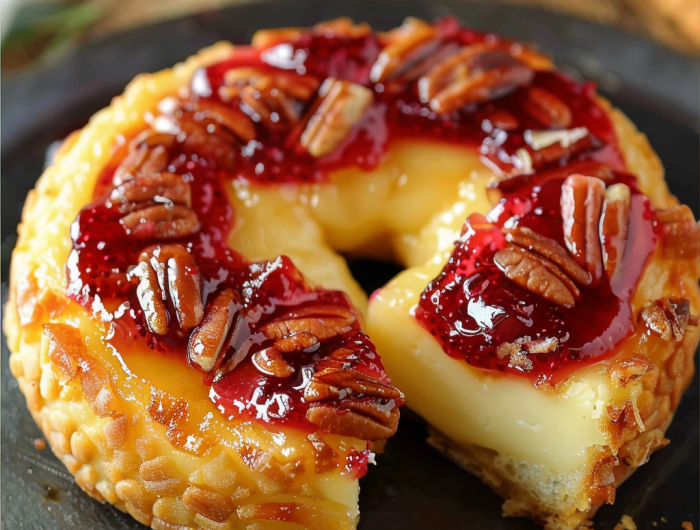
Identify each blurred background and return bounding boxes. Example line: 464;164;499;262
1;0;698;73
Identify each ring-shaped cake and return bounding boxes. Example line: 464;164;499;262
4;17;700;530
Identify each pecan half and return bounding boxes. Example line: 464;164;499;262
299;78;373;158
304;363;403;440
494;246;579;307
370;17;452;84
181;98;256;144
505;226;590;285
525;132;598;172
305;368;403;403
561;174;606;284
188;288;243;372
110;172;191;210
221;68;320;131
418;44;534;113
478;108;520;132
522;86;572;128
655;205;700;260
307;400;400;441
251;347;295;378
638;297;696;342
251;18;370;48
600;183;631;281
128;245;203;335
113;130;176;186
261;304;356;345
120;204;200;241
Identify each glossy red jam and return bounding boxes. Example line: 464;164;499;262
68;151;398;432
195;17;622;184
416;170;657;384
66;17;636;439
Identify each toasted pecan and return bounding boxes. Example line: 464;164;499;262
494;246;579;307
600;183;631;282
188;288;243;372
128;244;203;335
299;78;373;157
561;174;606;284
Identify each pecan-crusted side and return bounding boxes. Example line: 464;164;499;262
638;297;698;342
128;244;204;335
188;288;243;372
299;78;373;158
655;204;700;260
561;174;606;284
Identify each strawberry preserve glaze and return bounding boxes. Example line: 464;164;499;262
65;17;638;446
415;171;658;384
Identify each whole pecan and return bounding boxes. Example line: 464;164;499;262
128;244;204;335
638;297;698;342
561;174;606;284
494;245;579;307
417;44;535;113
600;183;631;282
188;288;243;372
306;401;400;441
298;78;373;158
655;205;700;260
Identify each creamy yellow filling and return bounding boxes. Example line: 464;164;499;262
366;266;610;474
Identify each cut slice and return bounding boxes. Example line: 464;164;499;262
368;170;700;530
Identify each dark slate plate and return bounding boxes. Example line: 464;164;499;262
1;1;698;528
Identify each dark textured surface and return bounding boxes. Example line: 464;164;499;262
1;1;698;529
